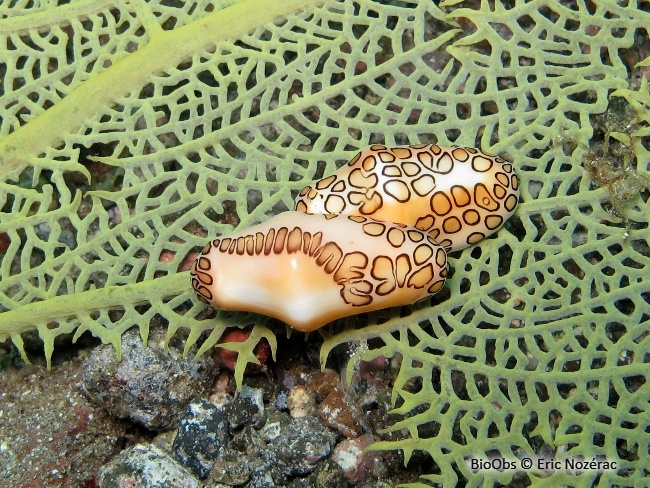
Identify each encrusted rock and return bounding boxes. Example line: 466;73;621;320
172;398;229;479
274;389;289;411
229;408;337;481
99;443;201;488
151;429;177;453
258;406;292;442
247;466;285;488
317;386;365;438
332;434;386;485
287;385;315;418
208;448;253;486
298;458;349;488
227;385;265;429
82;327;216;430
209;390;234;410
274;416;338;475
279;364;311;390
303;368;340;401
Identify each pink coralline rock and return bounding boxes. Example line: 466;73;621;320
331;434;386;485
317;386;364;438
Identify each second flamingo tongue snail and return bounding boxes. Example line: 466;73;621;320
191;145;520;330
295;144;519;252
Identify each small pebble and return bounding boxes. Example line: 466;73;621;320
274;416;338;476
258;406;291;442
227;385;265;429
304;368;341;401
359;355;389;380
208;448;253;486
300;458;349;488
287;385;315;418
34;222;51;241
99;443;201;488
172;398;229;479
58;228;77;249
248;467;285;488
213;370;236;395
274;390;289;411
279;364;311;390
253;407;337;476
151;429;177;453
208;391;234;410
332;434;386;485
317;386;365;438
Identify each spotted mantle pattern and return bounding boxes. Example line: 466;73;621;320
295;144;519;252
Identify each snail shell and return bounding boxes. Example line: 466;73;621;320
191;211;448;331
295;144;519;252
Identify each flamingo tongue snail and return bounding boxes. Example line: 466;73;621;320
191;145;519;330
295;144;519;252
190;212;448;332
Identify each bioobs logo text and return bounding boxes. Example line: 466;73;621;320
466;456;617;474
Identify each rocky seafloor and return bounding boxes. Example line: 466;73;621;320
0;326;435;488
